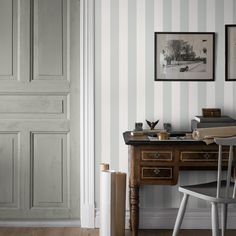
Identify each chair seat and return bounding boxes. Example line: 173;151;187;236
173;137;236;236
179;180;236;204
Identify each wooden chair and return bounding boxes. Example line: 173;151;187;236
173;136;236;236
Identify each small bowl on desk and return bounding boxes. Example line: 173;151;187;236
157;131;170;140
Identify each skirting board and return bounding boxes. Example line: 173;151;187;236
0;220;81;227
95;208;236;229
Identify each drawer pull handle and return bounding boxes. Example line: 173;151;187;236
203;153;210;159
154;153;161;159
153;168;160;175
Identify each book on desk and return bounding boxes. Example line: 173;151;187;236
194;115;235;123
191;115;236;131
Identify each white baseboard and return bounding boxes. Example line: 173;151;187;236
0;220;81;227
95;208;236;229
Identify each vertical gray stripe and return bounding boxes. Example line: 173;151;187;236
197;84;207;114
145;0;154;120
198;0;207;114
180;0;189;32
198;0;206;31
215;0;224;109
162;0;172;124
234;0;236;23
145;186;154;207
163;0;172;31
233;1;236;119
180;83;189;130
110;0;119;170
95;0;102;207
128;0;137;130
180;0;189;130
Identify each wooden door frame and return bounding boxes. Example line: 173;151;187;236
80;0;95;228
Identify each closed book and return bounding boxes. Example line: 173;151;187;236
194;115;235;123
191;119;236;131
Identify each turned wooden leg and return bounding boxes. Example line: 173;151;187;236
129;186;139;236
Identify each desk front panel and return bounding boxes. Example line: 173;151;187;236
129;143;232;186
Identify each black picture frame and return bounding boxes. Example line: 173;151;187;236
225;25;236;81
154;32;215;81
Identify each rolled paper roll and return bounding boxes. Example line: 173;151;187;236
100;163;110;236
114;172;126;236
100;170;126;236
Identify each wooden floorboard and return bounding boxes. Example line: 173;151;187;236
0;228;235;236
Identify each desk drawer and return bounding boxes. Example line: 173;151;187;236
180;151;229;162
141;167;173;180
141;150;173;161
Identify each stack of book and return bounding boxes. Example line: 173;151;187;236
191;115;236;131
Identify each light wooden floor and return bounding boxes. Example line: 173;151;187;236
0;228;235;236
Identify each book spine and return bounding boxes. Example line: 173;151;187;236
191;120;236;130
194;117;235;123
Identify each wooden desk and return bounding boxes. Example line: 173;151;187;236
123;131;233;236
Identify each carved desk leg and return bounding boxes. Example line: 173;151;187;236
130;186;139;236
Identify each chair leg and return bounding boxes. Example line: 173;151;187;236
221;203;228;236
172;193;189;236
211;202;219;236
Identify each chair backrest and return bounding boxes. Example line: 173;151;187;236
214;136;236;199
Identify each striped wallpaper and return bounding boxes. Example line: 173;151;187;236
95;0;236;209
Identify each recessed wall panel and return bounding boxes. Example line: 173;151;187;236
34;0;67;80
31;132;68;208
0;133;18;208
0;95;67;119
0;0;17;78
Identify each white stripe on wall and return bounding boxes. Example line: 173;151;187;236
224;0;234;117
154;0;163;128
101;0;111;163
136;0;146;123
206;0;215;108
188;0;198;122
119;0;128;173
171;0;181;130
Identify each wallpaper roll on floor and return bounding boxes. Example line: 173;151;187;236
100;170;126;236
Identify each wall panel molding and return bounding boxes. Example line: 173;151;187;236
0;132;19;208
30;132;68;209
0;0;18;80
0;0;79;220
0;81;70;93
0;94;68;119
33;0;68;81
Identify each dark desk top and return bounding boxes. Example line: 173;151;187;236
123;131;206;146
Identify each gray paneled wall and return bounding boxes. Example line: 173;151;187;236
0;0;80;219
95;0;236;209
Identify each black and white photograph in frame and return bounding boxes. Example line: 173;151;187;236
154;32;215;81
225;25;236;81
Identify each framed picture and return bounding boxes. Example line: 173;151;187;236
225;25;236;81
154;32;215;81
